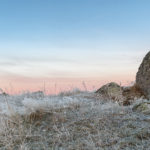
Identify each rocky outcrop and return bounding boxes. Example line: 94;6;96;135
96;52;150;103
122;84;145;105
96;82;123;101
96;82;145;105
136;51;150;99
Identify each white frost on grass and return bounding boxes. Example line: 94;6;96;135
0;91;123;117
0;92;93;116
0;90;137;117
22;96;89;114
0;91;149;150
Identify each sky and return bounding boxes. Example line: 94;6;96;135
0;0;149;94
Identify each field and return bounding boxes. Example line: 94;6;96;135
0;89;150;150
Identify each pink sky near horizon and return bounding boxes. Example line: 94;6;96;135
0;74;135;95
0;51;145;95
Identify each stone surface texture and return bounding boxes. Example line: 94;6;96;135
136;51;150;99
96;82;123;101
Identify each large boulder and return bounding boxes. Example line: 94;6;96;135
136;51;150;99
95;82;123;101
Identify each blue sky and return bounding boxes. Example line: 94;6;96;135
0;0;149;93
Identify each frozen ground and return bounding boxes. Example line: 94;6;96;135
0;90;150;150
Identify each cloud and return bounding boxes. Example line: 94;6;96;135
9;56;78;64
0;61;18;66
0;50;145;80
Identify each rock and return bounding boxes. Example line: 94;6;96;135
132;102;150;114
95;82;123;101
96;82;145;105
122;84;145;106
136;51;150;99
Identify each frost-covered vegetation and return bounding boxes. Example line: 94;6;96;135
0;89;150;150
